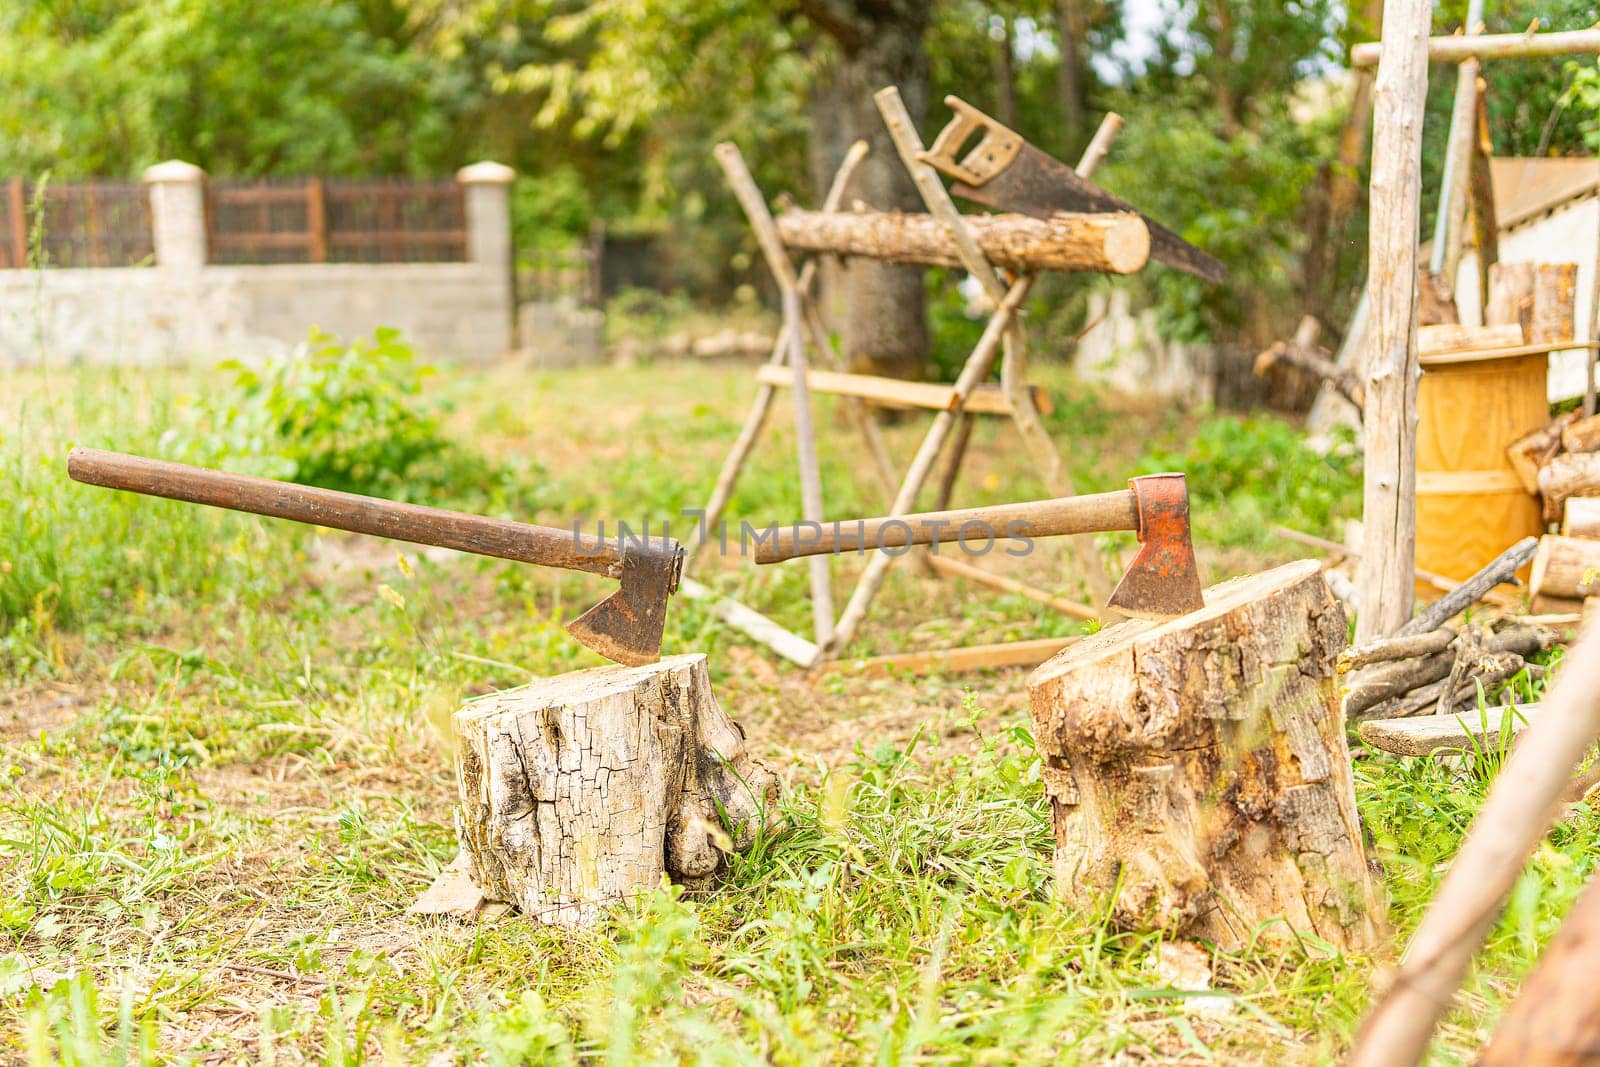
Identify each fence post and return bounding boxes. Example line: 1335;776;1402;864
142;160;207;269
307;177;327;263
8;177;26;268
456;161;515;270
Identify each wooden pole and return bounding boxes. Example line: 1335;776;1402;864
1428;0;1483;281
9;177;27;268
690;141;868;572
1348;620;1600;1067
1356;0;1431;643
782;284;835;646
307;177;327;263
1468;81;1499;316
1351;27;1600;66
1587;186;1600;416
1479;872;1600;1065
1074;112;1123;179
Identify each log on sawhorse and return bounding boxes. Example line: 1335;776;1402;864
687;95;1126;673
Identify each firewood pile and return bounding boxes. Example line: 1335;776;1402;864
1508;412;1600;614
1327;536;1555;734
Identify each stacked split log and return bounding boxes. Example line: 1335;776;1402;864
1509;413;1600;613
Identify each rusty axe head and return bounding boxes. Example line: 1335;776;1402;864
565;537;685;666
1106;473;1204;620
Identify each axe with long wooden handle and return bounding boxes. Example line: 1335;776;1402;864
754;473;1204;620
66;448;682;666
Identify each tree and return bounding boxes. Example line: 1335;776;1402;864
796;0;934;379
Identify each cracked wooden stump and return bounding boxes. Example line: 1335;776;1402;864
1028;560;1383;952
453;653;779;928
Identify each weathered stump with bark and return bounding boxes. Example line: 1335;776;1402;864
1028;560;1383;952
453;654;779;927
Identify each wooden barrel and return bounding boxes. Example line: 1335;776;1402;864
1416;351;1547;583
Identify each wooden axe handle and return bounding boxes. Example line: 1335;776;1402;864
67;448;625;579
753;490;1137;563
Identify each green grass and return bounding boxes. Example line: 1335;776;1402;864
2;358;1593;1063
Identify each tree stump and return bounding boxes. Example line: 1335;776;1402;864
1027;560;1383;952
453;654;779;928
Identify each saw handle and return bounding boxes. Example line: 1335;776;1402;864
66;447;623;579
916;95;1023;187
753;490;1137;564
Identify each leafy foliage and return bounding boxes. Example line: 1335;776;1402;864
1138;416;1362;544
171;329;543;516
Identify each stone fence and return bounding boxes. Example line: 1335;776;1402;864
1;161;515;367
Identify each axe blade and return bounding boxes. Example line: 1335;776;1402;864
1106;473;1205;620
565;539;684;666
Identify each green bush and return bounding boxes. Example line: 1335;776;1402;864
1137;415;1360;546
171;328;541;516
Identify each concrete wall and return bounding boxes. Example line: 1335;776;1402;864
0;161;515;367
1454;194;1598;401
1;263;511;366
1072;286;1216;404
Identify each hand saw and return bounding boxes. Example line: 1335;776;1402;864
917;96;1227;285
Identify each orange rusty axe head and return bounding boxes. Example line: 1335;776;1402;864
1106;473;1205;620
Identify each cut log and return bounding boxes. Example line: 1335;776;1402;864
1507;413;1576;495
453;654;780;927
1563;497;1600;540
1530;593;1585;617
1487;261;1535;338
1529;535;1600;601
1480;870;1600;1066
1538;451;1600;525
1358;703;1541;758
1530;262;1578;347
1560;413;1600;455
1417;322;1524;357
774;208;1151;276
1027;560;1383;952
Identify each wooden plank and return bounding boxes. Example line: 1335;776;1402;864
1358;703;1541;758
816;636;1077;678
1418;339;1600;367
1417;322;1525;357
753;364;1051;417
923;553;1097;620
679;578;818;668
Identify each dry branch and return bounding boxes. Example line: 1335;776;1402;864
1396;536;1538;637
1255;316;1365;412
775;208;1151;276
1351;28;1600;66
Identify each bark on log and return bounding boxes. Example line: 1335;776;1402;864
1562;497;1600;540
1560;413;1600;455
1027;560;1383;952
1530;535;1600;602
1479;873;1600;1066
1538;452;1600;525
774;208;1151;276
453;654;780;927
1531;263;1578;346
1507;413;1576;495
